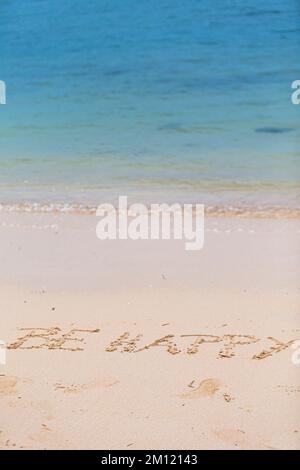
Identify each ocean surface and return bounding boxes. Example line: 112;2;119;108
0;0;299;215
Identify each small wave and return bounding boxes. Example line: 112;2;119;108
0;202;97;215
0;202;300;219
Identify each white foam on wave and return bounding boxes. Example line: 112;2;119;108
0;202;300;219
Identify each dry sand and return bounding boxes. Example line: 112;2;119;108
0;212;299;449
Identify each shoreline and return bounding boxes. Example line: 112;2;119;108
0;202;300;219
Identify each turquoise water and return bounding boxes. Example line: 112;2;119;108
0;0;299;213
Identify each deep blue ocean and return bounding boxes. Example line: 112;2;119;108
0;0;299;212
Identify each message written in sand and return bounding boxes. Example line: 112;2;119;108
6;327;298;361
7;328;101;352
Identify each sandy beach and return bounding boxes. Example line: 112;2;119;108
0;212;299;450
1;0;299;455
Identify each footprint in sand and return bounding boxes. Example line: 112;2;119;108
214;429;247;448
29;400;54;421
179;378;221;399
214;429;276;450
0;376;18;396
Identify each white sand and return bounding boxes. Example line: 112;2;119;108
0;212;299;449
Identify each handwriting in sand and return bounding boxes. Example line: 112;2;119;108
5;327;298;360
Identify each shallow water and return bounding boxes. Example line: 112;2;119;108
0;0;299;214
